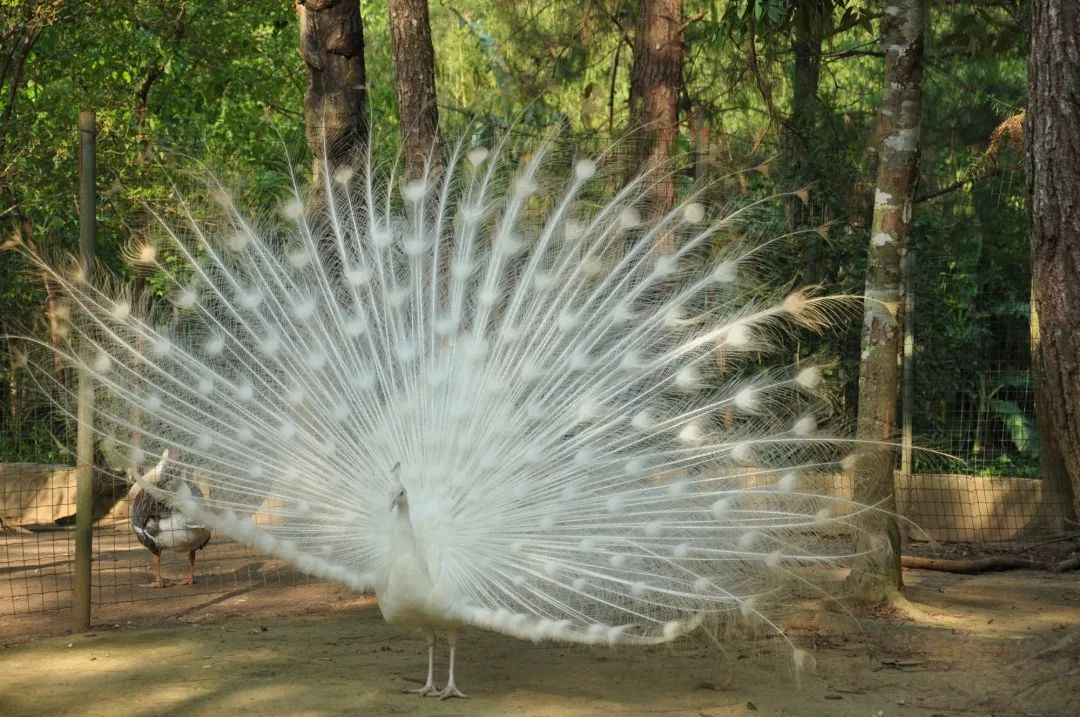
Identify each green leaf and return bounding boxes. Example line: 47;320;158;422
989;400;1038;456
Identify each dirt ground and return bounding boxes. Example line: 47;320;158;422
0;567;1078;717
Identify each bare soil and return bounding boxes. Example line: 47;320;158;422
1;566;1078;717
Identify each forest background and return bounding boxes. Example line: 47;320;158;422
0;0;1062;519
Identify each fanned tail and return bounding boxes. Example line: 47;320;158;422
26;133;884;648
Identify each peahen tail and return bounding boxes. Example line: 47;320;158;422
28;133;884;647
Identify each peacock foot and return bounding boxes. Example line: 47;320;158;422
436;685;468;700
403;683;439;697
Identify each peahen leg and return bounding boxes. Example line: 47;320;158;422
178;550;197;586
404;629;438;696
150;553;170;588
436;628;468;700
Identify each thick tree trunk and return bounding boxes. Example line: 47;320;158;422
787;0;826;284
850;0;927;598
628;0;683;227
388;0;443;182
297;0;367;200
1027;295;1078;533
791;0;823;126
1027;0;1080;517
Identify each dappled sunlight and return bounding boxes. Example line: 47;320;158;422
2;570;1077;717
904;570;1080;638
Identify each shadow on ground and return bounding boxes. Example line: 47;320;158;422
1;570;1077;717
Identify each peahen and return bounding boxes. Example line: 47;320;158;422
130;447;211;588
35;135;882;699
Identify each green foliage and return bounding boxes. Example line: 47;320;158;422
0;0;1035;477
0;0;303;461
990;399;1037;456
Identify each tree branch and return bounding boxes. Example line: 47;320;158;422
679;10;707;33
745;1;781;141
916;166;1004;203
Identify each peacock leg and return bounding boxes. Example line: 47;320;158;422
404;629;438;696
436;627;468;700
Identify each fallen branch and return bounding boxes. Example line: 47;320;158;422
1054;556;1080;573
1027;531;1080;549
901;555;1047;574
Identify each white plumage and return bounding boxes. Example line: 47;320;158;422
36;134;880;698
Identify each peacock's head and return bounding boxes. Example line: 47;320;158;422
390;485;408;512
388;462;406;511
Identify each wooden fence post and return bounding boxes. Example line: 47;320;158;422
73;110;96;631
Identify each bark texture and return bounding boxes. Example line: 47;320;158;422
1027;0;1080;517
791;0;823;123
787;0;826;284
388;0;443;181
851;0;927;596
1028;298;1077;532
628;0;683;225
297;0;367;198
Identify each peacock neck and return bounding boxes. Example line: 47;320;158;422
386;499;438;599
391;502;419;552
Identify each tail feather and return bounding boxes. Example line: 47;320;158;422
26;133;885;647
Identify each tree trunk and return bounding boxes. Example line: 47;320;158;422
297;0;367;201
1027;0;1080;518
787;0;826;284
628;0;683;228
791;0;823;131
1027;293;1078;533
850;0;927;599
388;0;443;182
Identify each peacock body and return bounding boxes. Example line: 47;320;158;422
36;135;880;697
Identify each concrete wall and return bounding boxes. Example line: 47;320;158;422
895;472;1054;542
0;463;83;525
0;463;1069;541
0;463;130;527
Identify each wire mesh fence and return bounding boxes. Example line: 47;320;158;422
900;361;1056;544
904;247;1074;535
896;248;1078;564
1;135;1076;621
3;401;1075;620
0;463;313;618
